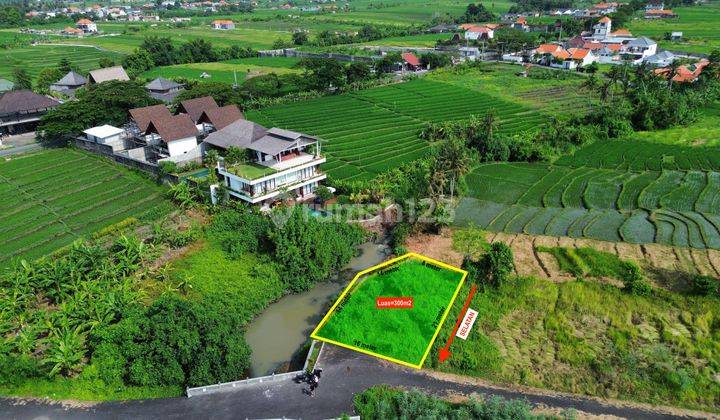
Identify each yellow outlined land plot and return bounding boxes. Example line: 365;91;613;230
311;253;467;369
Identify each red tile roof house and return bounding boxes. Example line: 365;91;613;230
211;19;235;30
401;52;422;72
76;18;97;33
464;25;494;41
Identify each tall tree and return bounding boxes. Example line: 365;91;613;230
36;67;63;93
122;48;155;78
140;36;177;66
12;67;32;90
38;80;159;143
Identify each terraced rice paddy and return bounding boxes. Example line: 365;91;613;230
456;139;720;249
0;148;170;269
0;44;123;79
248;78;547;181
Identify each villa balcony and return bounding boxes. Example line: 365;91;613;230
218;152;326;183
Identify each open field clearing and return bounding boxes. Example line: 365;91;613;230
248;78;550;181
313;255;465;367
141;57;301;83
402;229;720;411
627;1;720;54
456;139;720;249
51;23;284;54
0;148;170;269
0;44;123;79
428;273;720;412
634;103;720;148
427;64;598;116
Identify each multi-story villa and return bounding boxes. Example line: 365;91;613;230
204;120;327;205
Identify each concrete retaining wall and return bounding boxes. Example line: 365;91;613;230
187;341;324;398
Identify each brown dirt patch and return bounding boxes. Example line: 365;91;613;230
405;229;715;289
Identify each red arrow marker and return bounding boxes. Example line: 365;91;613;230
439;284;478;363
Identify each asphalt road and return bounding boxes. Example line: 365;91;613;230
0;344;711;419
0;143;41;157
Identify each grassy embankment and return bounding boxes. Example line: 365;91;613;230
429;233;720;412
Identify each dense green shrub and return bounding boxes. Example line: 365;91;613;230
354;386;547;419
485;242;515;287
271;207;365;291
690;274;719;297
463;242;514;288
621;261;652;296
207;207;272;257
91;294;251;388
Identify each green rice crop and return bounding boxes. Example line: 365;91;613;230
0;148;169;268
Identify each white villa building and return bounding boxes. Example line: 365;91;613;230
592;16;612;40
204;120;326;205
83;124;126;151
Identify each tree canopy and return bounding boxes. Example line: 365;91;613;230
38;80;159;143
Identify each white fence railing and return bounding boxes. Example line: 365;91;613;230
186;340;324;398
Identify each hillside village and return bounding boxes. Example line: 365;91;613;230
1;0;720;418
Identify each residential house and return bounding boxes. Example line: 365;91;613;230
145;77;184;102
62;27;85;36
513;17;529;31
88;66;130;84
82;125;127;151
645;0;664;10
211;19;235;30
645;9;676;18
177;96;219;126
567;48;597;67
592;2;621;14
129;104;173;134
206;120;327;205
460;46;482;61
533;43;564;63
592;16;612;40
607;28;634;42
624;37;658;60
655;59;709;83
197;105;244;132
0;90;60;135
401;52;422;71
645;50;675;67
596;45;622;64
566;36;586;49
50;71;87;96
465;25;494;41
76;18;97;33
145;114;200;158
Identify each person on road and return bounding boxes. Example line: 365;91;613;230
308;374;319;397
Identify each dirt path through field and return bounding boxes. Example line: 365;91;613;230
406;229;720;288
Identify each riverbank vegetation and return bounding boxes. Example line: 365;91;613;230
0;189;365;400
